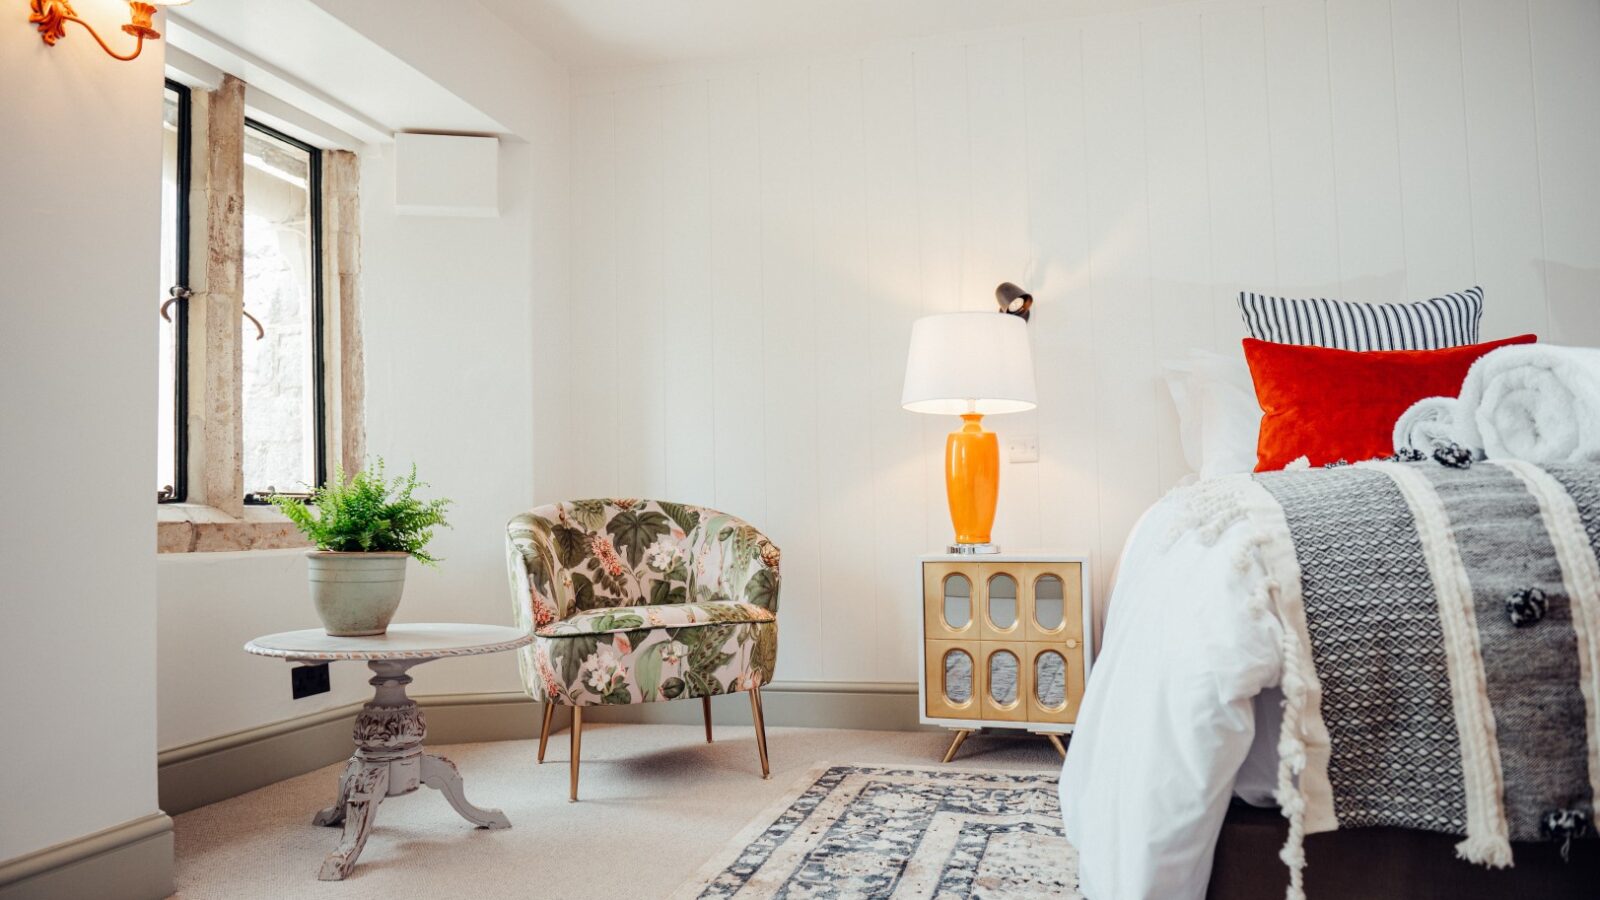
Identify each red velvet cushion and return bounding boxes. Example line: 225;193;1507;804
1243;334;1537;471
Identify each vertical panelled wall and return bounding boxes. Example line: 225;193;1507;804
558;0;1600;685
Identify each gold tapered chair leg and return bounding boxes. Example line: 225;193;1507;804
569;708;583;802
537;703;555;764
1046;733;1067;759
703;695;714;743
941;729;972;763
749;686;771;779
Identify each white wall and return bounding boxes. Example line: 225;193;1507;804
158;551;370;747
0;0;166;860
561;0;1600;685
357;139;540;695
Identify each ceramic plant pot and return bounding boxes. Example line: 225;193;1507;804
306;551;409;636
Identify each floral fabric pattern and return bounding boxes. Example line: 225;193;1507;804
530;620;778;706
507;500;781;706
537;601;775;637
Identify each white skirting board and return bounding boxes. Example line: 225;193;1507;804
156;682;926;816
0;813;173;900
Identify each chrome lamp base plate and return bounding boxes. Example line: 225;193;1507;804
947;542;1001;555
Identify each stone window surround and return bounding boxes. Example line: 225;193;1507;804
158;74;365;554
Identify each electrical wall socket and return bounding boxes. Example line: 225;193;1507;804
291;663;331;699
1007;435;1040;463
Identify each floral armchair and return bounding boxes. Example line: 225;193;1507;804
505;499;780;800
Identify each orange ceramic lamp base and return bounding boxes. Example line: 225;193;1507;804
945;413;1000;546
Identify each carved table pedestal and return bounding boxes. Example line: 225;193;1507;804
245;623;535;881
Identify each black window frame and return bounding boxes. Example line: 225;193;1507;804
159;78;192;504
241;117;328;505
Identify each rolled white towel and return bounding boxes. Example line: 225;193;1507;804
1456;344;1600;463
1393;396;1462;454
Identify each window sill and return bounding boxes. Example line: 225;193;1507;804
157;504;310;554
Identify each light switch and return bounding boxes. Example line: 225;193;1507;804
1007;435;1040;464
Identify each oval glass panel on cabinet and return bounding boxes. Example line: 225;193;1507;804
1034;576;1065;631
943;574;972;630
1026;644;1084;725
923;562;980;641
979;643;1028;722
924;639;982;720
989;650;1019;705
944;649;974;704
1023;562;1083;642
1035;650;1067;710
985;572;1020;637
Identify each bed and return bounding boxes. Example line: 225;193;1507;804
1061;460;1599;900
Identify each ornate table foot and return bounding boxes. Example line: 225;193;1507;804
422;754;510;829
312;758;360;827
318;763;389;881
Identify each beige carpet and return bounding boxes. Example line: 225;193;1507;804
172;723;1061;899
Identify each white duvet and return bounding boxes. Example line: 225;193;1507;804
1061;491;1288;900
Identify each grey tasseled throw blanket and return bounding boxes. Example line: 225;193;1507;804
1194;459;1600;898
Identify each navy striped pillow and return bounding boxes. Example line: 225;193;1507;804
1237;286;1483;350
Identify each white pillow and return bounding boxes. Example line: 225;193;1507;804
1162;349;1261;478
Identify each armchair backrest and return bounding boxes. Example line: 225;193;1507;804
506;499;781;631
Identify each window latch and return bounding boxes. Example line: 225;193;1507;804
158;284;191;322
160;285;264;341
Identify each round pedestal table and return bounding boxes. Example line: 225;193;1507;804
244;623;534;881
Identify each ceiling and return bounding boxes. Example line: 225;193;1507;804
480;0;1190;71
168;1;507;143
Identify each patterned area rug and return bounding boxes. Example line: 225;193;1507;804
671;764;1080;899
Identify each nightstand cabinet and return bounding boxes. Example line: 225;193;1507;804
918;553;1092;762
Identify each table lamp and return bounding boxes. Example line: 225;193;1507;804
901;311;1037;554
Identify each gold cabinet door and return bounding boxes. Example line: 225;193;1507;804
923;563;980;641
925;639;983;720
1022;562;1083;643
978;640;1029;722
977;563;1027;642
1026;642;1085;725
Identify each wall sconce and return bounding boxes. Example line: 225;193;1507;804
995;282;1033;322
28;0;188;61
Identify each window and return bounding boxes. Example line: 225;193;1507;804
242;120;326;501
157;72;362;553
157;79;190;502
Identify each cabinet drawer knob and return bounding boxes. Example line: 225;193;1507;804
1064;638;1079;649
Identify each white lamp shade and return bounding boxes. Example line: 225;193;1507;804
901;312;1038;415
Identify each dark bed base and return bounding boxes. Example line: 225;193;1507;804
1207;802;1598;900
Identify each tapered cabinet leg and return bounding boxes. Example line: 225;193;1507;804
569;707;583;803
749;686;771;779
1046;733;1067;759
941;729;972;763
702;695;714;743
537;703;554;764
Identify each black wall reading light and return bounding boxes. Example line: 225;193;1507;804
995;282;1033;322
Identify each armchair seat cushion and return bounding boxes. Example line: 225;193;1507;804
536;601;775;637
530;619;777;706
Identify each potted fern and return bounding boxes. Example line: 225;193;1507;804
271;459;451;636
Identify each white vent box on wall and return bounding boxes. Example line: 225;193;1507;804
393;132;499;217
